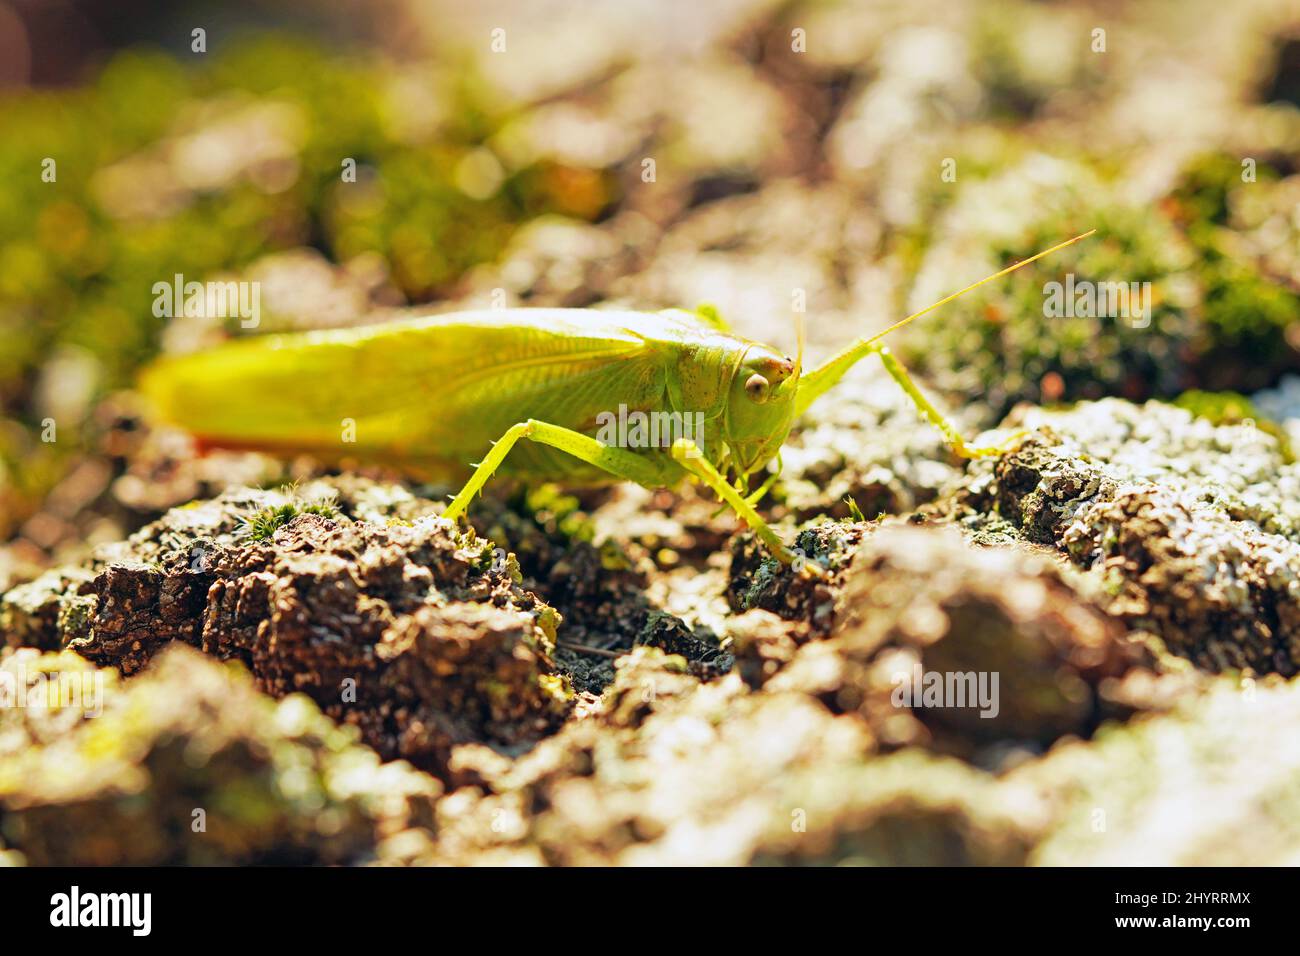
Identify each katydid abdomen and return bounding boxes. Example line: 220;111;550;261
141;308;740;482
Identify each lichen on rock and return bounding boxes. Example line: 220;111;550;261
979;400;1300;674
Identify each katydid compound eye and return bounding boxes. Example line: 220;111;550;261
745;373;770;403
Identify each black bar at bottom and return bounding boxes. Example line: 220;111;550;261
0;866;1275;941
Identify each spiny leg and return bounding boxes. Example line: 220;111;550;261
443;419;672;521
871;344;1022;459
670;439;799;564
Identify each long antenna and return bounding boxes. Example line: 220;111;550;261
863;228;1096;347
793;311;806;377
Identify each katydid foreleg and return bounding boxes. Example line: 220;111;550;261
872;345;1024;458
669;439;796;562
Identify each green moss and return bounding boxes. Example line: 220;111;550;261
55;595;97;647
241;504;299;542
898;151;1300;415
521;484;595;543
1167;153;1260;228
239;492;340;542
899;160;1200;418
1168;153;1300;390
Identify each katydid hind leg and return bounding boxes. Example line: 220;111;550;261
442;419;676;521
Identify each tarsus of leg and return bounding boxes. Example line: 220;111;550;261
671;439;799;563
443;419;669;521
794;229;1096;418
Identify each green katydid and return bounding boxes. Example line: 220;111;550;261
140;230;1094;564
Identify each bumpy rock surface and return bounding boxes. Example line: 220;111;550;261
0;568;95;652
1018;674;1300;866
977;400;1300;674
2;481;572;776
416;649;1043;866
0;645;438;865
460;487;733;692
730;525;1169;760
777;369;974;522
5;394;1299;866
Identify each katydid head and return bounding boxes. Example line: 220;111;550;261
722;341;800;480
